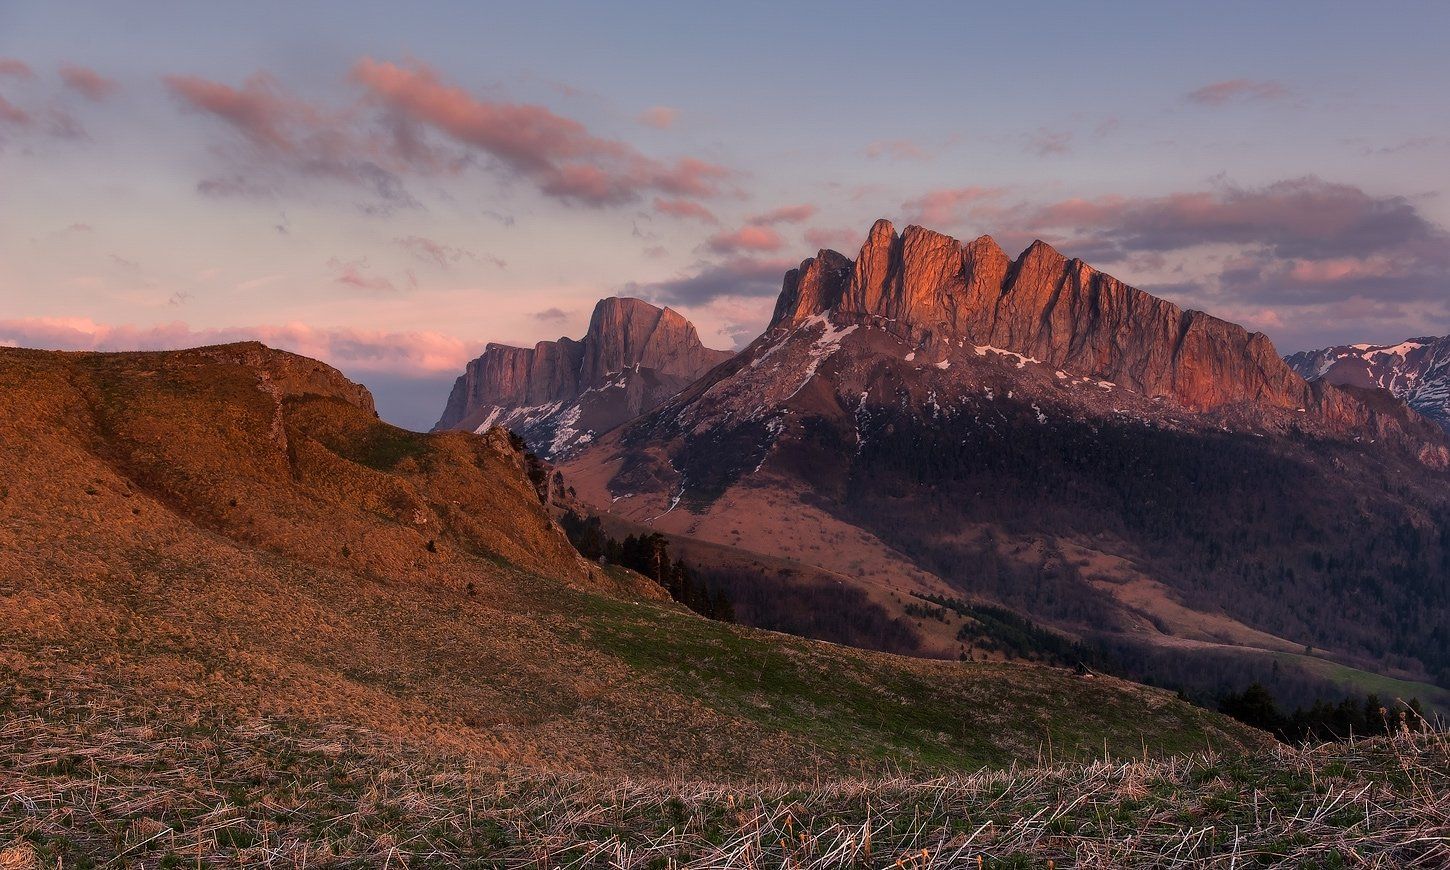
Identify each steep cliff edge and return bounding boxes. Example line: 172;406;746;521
774;221;1322;414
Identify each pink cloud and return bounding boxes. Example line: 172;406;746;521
654;196;718;223
165;62;731;212
1185;79;1289;106
900;186;1009;227
865;139;930;161
350;58;731;206
164;70;428;210
328;257;417;293
0;317;477;375
637;106;677;129
0;58;33;79
1284;256;1396;284
705;225;785;254
748;204;816;225
59;64;120;101
164;72;308;152
0;94;29;125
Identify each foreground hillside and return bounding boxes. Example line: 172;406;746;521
0;343;1259;781
2;683;1444;867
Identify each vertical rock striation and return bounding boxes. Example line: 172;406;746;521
770;219;1317;413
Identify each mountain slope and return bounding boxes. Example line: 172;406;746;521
434;297;732;458
1288;335;1450;431
0;342;1260;780
561;220;1450;702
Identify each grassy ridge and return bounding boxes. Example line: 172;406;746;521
563;583;1251;770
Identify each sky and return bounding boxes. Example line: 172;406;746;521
3;1;1449;429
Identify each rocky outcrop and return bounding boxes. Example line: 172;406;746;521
198;341;379;416
435;297;733;456
771;220;1320;414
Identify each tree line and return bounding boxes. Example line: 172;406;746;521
1219;682;1432;743
558;509;735;622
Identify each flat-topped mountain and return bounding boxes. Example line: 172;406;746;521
774;220;1318;414
561;219;1450;708
434;297;732;458
1288;335;1450;431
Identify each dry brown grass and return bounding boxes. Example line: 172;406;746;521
1;680;1445;868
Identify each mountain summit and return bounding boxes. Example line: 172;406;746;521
434;296;732;457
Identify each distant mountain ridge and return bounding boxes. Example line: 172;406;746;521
434;297;732;458
1287;336;1450;431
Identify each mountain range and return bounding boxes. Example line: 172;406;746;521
1288;336;1450;431
432;219;1450;710
0;340;1254;784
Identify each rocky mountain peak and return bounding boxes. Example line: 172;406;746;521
434;296;732;456
770;249;853;327
581;296;715;385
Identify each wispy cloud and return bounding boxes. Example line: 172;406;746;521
900;186;1009;227
865;139;930;161
704;224;785;254
328;256;417;293
747;204;816;226
395;234;492;269
637;106;677;129
58;64;119;101
163;60;734;214
350;58;731;207
1185;78;1289;106
653;196;718;223
0;58;33;79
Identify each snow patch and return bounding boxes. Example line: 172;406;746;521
974;345;1040;368
784;314;859;401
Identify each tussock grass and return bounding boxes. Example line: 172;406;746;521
1;684;1445;868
